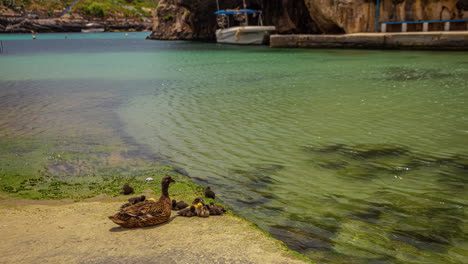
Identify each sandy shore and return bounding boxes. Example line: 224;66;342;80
0;198;309;264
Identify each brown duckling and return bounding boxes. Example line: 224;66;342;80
195;203;210;218
177;205;196;217
129;195;146;204
192;197;205;205
209;202;226;215
172;199;189;211
204;187;215;199
120;195;146;209
121;184;134;195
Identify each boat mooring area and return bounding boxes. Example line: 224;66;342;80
270;31;468;50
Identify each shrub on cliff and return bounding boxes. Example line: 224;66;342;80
83;2;107;17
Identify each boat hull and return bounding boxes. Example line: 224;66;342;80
81;28;105;33
216;26;276;45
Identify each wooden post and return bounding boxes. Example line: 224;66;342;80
381;23;386;33
444;22;450;31
422;22;428;32
401;23;407;32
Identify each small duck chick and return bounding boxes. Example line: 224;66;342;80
120;195;146;209
195;203;210;218
200;205;211;218
178;205;196;217
192;197;205;205
129;195;146;204
208;202;226;215
121;184;134;195
172;199;189;211
204;187;215;199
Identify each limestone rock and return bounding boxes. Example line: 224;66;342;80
147;0;317;40
148;0;468;40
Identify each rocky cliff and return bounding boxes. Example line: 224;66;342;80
148;0;468;40
0;17;152;33
148;0;317;40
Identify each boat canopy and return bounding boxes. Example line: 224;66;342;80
215;9;261;15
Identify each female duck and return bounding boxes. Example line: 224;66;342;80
109;175;175;228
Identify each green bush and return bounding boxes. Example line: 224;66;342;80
83;2;107;17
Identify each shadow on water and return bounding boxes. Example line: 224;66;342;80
380;67;453;81
293;143;468;262
303;143;467;186
229;164;284;189
269;224;335;253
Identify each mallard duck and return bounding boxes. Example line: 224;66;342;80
177;205;196;217
109;175;175;228
204;187;215;199
121;184;134;195
172;199;188;211
120;195;146;209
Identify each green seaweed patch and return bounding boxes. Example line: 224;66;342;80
0;137;207;201
0;139;54;193
2;166;205;200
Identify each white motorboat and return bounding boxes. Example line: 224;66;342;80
81;23;105;33
216;25;276;45
214;1;275;45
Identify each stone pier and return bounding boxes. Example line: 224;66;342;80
270;32;468;50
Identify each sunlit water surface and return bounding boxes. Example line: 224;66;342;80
0;32;467;264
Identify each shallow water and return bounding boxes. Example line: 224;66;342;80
0;33;467;263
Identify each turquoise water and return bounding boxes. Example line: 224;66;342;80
0;33;467;263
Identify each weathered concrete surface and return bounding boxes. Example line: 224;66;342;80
270;31;468;50
0;199;309;264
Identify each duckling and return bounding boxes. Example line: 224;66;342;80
208;202;222;215
172;199;188;211
129;195;146;204
201;205;211;217
207;202;224;215
204;187;215;199
177;205;196;217
120;195;146;209
192;197;205;205
121;184;134;195
195;203;210;218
